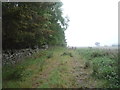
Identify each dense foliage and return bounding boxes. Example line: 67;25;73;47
2;2;69;49
77;48;119;88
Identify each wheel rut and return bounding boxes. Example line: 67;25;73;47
70;51;95;88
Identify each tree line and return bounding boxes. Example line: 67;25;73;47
2;2;69;50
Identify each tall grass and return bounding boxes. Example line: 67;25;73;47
2;47;119;88
77;48;119;88
2;48;54;88
2;47;70;88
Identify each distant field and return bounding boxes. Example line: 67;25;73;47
75;46;119;50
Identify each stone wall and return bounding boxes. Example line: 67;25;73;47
2;48;41;66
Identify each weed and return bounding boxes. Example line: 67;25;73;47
61;52;73;57
78;48;119;88
3;65;25;80
47;52;53;59
84;60;90;69
3;47;119;88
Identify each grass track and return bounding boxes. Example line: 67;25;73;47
2;47;119;88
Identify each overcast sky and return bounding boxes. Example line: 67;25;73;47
61;0;119;47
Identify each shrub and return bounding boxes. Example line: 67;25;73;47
47;52;53;59
3;65;25;80
84;60;91;69
92;57;119;88
61;52;73;57
91;52;103;58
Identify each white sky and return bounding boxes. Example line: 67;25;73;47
61;0;119;47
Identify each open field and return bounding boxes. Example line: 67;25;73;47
76;46;119;49
2;47;119;88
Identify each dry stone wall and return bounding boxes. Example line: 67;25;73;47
2;48;41;65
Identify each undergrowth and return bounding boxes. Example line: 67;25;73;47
3;47;119;88
2;48;54;88
77;48;119;88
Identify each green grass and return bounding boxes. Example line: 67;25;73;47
39;68;68;88
38;48;73;88
2;47;73;88
77;48;119;88
3;49;51;88
2;47;119;88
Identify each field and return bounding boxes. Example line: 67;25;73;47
2;47;120;88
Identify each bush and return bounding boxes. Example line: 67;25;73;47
78;48;119;88
47;52;53;59
91;52;103;58
61;52;73;57
92;57;119;88
3;65;25;80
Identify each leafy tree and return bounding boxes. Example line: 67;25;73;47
95;42;100;46
2;2;69;50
